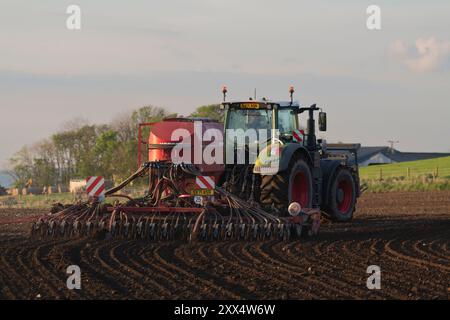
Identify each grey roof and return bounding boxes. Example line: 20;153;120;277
357;146;450;164
357;146;390;163
390;152;450;162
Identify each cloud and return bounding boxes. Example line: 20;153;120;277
390;37;450;72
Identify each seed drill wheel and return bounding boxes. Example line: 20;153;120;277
325;167;356;222
260;155;313;215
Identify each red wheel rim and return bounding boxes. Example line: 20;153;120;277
337;179;352;214
291;172;309;208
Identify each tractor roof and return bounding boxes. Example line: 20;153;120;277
223;100;300;109
274;100;300;108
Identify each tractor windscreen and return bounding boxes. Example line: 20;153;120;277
226;109;272;132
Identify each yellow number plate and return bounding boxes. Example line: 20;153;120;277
240;103;260;109
190;189;214;196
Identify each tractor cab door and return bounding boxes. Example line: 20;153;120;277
224;105;274;165
276;108;299;142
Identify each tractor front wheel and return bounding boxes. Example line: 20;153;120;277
260;156;313;215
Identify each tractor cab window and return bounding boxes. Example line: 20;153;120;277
225;108;273;148
226;109;272;132
277;109;296;134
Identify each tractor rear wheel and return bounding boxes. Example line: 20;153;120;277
325;167;356;222
260;156;313;215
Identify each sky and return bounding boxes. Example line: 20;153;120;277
1;0;450;168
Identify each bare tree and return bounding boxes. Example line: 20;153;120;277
60;117;90;132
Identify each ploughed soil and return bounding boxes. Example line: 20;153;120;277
0;191;448;300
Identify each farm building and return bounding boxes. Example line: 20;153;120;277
69;179;87;193
357;146;450;167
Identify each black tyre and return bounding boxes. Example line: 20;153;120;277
260;155;313;215
325;167;356;222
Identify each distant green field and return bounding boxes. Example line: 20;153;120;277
360;156;450;180
359;156;450;192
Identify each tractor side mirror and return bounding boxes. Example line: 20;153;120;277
318;112;327;131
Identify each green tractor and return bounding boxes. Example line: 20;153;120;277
221;87;360;221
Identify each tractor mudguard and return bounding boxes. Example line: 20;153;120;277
278;144;313;172
320;159;345;207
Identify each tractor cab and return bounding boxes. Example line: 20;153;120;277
221;100;302;145
221;100;306;176
220;85;326;148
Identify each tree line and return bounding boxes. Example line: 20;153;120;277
8;104;223;188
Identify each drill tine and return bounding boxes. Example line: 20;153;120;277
161;221;169;240
135;221;143;239
40;221;46;238
212;221;220;240
150;220;158;241
186;218;194;241
47;221;54;238
142;220;148;239
285;224;291;241
129;222;136;239
208;220;215;241
59;221;66;238
168;221;174;241
266;222;273;241
183;220;191;241
184;221;191;242
150;220;157;240
168;221;175;241
110;221;117;237
126;218;133;239
152;221;159;241
69;221;76;238
199;222;207;241
118;220;124;239
85;221;92;237
252;224;258;241
225;222;233;240
143;220;149;240
172;220;181;241
135;221;141;239
238;222;245;240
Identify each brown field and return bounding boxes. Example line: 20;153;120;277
0;191;449;300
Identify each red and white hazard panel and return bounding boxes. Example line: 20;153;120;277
191;176;215;197
292;129;305;143
195;176;215;189
86;176;105;199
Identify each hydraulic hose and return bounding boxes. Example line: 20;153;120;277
105;164;149;196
